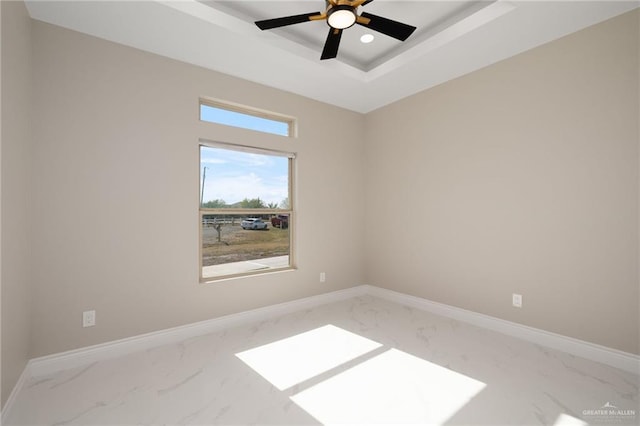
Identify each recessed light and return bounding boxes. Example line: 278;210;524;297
360;34;374;44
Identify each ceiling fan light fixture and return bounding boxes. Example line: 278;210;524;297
327;5;356;29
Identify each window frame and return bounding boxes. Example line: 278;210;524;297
199;97;297;138
198;139;296;282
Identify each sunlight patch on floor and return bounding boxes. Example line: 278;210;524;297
553;413;589;425
236;324;383;390
290;348;486;425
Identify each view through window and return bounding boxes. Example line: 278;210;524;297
200;99;294;137
200;143;294;281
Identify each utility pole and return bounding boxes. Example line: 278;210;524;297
200;166;207;206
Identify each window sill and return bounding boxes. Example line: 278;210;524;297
201;256;295;283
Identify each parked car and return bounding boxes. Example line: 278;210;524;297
271;214;289;229
241;218;268;230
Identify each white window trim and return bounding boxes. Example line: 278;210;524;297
200;139;296;159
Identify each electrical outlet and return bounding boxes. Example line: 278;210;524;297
512;294;522;308
82;310;96;327
320;272;326;283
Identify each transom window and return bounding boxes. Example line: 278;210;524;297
200;98;296;137
199;141;295;281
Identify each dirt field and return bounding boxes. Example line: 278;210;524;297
201;223;289;266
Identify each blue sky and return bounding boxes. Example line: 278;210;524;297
200;146;288;206
200;104;289;136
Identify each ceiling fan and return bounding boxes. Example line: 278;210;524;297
255;0;417;60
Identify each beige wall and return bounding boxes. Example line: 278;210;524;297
1;0;33;406
365;10;639;355
29;21;365;357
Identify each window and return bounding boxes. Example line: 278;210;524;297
199;141;295;281
200;98;295;137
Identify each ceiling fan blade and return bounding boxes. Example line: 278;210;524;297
356;11;416;41
321;28;343;60
362;0;374;6
255;12;323;30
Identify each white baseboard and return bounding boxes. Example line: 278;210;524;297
29;285;369;377
23;284;640;376
363;285;640;375
3;284;638;422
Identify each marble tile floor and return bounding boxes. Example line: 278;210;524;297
5;295;639;425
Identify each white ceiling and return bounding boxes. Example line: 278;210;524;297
25;0;639;113
204;1;496;70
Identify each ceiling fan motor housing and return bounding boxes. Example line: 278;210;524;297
326;3;357;29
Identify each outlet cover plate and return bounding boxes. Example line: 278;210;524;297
83;310;96;327
512;294;523;308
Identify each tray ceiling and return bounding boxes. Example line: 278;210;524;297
25;1;639;113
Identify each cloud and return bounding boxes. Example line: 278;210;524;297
200;146;288;205
203;173;288;205
201;158;227;165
